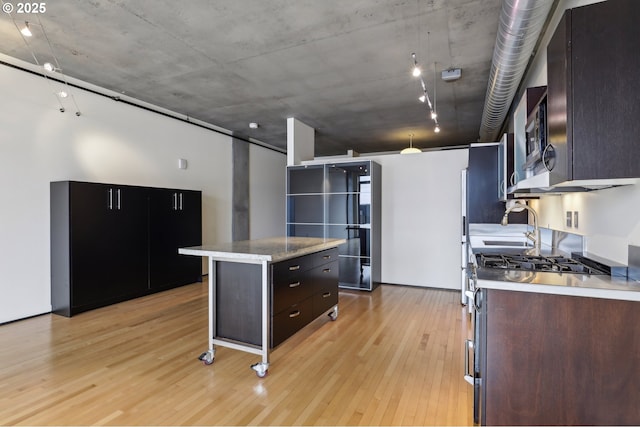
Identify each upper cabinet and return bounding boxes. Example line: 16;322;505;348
469;144;526;224
510;0;640;194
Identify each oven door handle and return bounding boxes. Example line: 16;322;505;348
464;339;474;385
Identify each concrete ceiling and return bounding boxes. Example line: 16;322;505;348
0;0;503;155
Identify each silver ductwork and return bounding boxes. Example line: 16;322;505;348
479;0;555;142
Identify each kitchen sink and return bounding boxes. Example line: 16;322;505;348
482;240;532;247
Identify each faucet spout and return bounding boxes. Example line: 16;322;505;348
501;202;541;255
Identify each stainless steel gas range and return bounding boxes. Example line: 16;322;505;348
475;253;609;275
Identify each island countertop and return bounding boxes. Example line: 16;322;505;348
179;236;346;263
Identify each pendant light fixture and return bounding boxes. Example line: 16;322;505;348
401;133;421;154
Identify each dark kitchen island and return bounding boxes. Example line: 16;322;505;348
179;236;344;377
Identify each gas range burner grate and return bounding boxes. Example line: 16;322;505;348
477;254;608;275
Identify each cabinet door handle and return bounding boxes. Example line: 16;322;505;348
173;193;178;210
322;292;332;298
289;265;300;271
289;281;301;288
108;188;113;210
289;310;301;318
323;268;331;273
179;193;183;210
116;189;121;210
323;255;331;260
464;339;474;385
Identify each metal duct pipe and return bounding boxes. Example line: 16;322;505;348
479;0;555;142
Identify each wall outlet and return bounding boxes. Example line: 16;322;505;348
566;211;573;228
574;211;579;228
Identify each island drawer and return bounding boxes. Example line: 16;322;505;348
272;275;314;315
312;247;339;267
271;297;313;347
272;253;315;279
312;287;338;317
312;260;339;316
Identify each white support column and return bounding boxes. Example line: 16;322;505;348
286;117;315;166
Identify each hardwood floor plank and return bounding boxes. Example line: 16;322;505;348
0;283;473;426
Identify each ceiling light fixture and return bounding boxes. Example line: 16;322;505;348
411;53;440;133
20;22;32;37
401;133;421;155
9;14;82;116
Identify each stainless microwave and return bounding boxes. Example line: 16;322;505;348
523;96;548;172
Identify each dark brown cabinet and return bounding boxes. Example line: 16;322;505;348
468;145;526;224
547;0;640;182
271;248;338;347
50;181;202;317
477;288;640;425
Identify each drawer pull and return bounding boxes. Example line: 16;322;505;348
322;292;332;298
323;255;331;260
289;310;301;318
289;265;301;271
289;281;301;288
323;268;331;273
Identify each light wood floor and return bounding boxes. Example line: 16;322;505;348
0;283;473;426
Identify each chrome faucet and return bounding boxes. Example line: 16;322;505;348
501;202;541;255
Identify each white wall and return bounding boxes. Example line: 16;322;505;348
329;150;468;289
509;0;640;264
250;144;286;239
0;62;285;323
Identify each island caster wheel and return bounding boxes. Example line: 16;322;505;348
199;350;215;366
251;362;269;378
328;306;338;321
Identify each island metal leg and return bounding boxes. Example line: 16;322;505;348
250;260;270;377
198;256;217;365
199;257;271;377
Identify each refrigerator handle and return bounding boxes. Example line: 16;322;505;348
462;215;467;237
464;339;474;385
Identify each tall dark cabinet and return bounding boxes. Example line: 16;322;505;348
149;189;202;290
286;161;381;291
51;181;202;317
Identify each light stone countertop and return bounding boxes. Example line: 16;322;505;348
475;267;640;302
179;236;346;263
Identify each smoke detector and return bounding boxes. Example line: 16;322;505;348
441;68;462;82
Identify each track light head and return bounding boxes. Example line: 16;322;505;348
43;62;57;72
20;22;32;37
